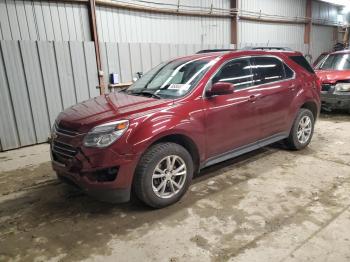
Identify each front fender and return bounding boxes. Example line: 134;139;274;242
127;110;206;160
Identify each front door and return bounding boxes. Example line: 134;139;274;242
204;58;262;159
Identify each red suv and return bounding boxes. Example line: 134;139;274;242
51;50;321;208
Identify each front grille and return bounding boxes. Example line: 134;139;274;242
321;84;333;92
55;122;80;137
52;140;78;163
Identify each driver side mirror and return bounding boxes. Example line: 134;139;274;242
206;82;235;97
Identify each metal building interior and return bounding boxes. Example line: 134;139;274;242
0;0;350;261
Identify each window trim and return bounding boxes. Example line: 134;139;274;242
203;55;296;98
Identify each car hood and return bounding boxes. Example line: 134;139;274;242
56;92;173;133
315;69;350;84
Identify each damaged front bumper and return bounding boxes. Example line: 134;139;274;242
320;84;350;111
51;139;139;203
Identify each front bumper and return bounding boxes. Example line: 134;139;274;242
321;92;350;111
51;142;140;203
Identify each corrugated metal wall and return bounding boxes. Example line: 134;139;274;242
310;25;334;60
238;0;306;52
0;40;99;150
238;0;339;61
310;1;339;61
96;0;231;44
0;0;91;41
100;42;232;86
239;0;306;17
312;0;338;23
238;21;308;53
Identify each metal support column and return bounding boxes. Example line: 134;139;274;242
88;0;106;94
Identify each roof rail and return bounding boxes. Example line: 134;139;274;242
196;49;235;54
242;46;293;51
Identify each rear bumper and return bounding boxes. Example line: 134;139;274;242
321;92;350;110
51;145;140;203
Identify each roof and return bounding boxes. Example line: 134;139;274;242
330;49;350;55
180;49;302;61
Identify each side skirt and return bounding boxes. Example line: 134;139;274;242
201;133;288;169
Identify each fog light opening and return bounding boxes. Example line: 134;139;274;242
86;166;119;182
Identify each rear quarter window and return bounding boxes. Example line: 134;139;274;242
289;55;315;74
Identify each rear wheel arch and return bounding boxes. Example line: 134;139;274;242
300;101;318;120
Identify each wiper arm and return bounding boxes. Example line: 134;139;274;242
131;90;162;99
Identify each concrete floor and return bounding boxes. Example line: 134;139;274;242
0;113;350;262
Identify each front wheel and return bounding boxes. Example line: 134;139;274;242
285;108;315;150
133;142;193;208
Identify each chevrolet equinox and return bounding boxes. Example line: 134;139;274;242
51;50;321;208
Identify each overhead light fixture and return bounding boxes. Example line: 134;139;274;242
341;4;350;14
318;0;350;6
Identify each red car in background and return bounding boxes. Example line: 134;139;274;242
315;50;350;112
313;52;328;67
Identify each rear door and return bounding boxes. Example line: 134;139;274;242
250;56;297;140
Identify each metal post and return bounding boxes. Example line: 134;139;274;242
88;0;105;95
230;0;238;46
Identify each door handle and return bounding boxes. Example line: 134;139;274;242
249;95;257;102
289;85;296;91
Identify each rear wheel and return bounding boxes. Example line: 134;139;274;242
285;108;315;150
134;142;193;208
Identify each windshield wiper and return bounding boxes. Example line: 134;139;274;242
131;90;162;99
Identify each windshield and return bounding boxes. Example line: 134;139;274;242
317;53;350;70
126;56;218;98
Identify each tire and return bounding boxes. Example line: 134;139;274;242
285;108;315;150
133;142;194;208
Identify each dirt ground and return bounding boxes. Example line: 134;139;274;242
0;113;350;262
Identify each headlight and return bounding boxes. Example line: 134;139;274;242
83;120;129;148
335;83;350;92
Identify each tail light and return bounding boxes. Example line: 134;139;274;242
314;77;322;93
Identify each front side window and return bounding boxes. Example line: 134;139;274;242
212;58;253;90
127;56;218;98
251;57;285;85
317;53;350;71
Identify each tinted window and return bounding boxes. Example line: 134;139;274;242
313;53;327;66
128;57;217;98
284;64;294;78
251;57;284;85
317;53;350;71
289;55;315;73
212;58;253;90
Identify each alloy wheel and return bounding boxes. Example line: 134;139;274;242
297;115;312;144
152;155;187;199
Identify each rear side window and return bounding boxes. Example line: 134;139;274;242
251;57;285;85
289;55;315;74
